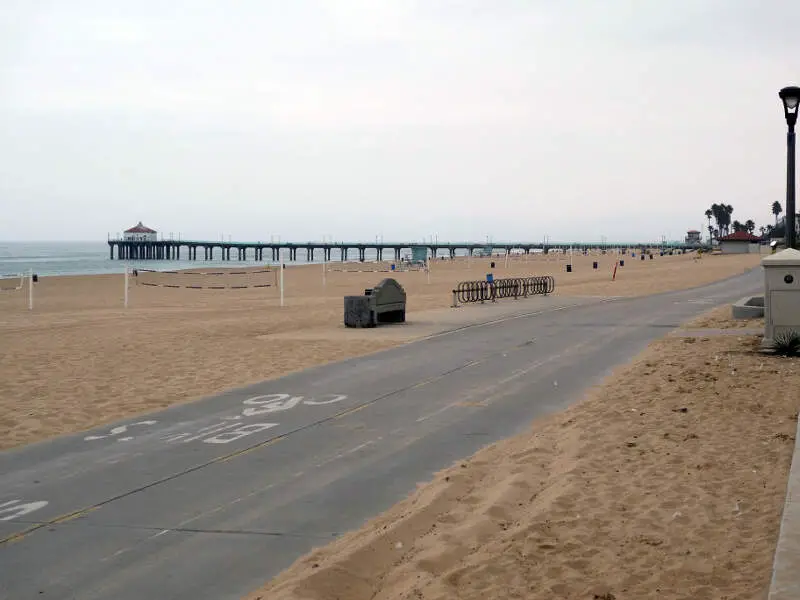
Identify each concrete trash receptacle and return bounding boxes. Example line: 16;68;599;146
344;278;406;328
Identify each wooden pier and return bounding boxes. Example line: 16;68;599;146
107;239;697;262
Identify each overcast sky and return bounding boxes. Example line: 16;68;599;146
1;1;798;243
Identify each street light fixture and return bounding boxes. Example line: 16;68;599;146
779;85;800;249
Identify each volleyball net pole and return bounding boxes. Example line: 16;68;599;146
280;252;285;307
124;265;129;308
28;270;33;311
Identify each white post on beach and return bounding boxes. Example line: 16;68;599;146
124;266;129;308
322;251;326;288
426;256;431;284
280;255;285;307
28;269;33;311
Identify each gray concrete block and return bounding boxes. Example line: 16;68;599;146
732;296;764;319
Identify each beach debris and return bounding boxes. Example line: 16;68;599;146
395;541;403;550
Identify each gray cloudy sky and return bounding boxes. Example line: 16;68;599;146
1;1;798;243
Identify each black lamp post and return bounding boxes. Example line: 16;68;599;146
779;86;800;249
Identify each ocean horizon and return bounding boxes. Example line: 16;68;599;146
0;241;481;278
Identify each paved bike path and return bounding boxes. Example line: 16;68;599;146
0;269;762;599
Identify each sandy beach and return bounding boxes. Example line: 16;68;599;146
0;251;761;450
246;306;798;600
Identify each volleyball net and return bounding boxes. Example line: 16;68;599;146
131;267;278;290
0;273;25;292
324;260;426;274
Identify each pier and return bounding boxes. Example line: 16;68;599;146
107;239;698;262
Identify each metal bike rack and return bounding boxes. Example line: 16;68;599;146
451;276;554;307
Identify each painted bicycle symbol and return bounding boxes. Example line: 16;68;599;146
81;393;349;446
241;393;348;416
160;393;349;445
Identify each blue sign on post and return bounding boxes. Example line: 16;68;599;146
391;264;396;271
486;273;494;283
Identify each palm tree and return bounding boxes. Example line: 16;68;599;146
724;205;734;235
732;220;744;233
710;203;723;234
705;209;713;231
773;201;783;226
745;219;755;234
760;225;767;237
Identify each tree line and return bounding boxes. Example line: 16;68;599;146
704;204;755;238
703;200;795;240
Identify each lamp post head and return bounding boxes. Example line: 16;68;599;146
780;86;800;128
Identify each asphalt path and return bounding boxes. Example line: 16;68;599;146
0;269;762;600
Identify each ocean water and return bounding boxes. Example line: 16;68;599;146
0;241;292;277
0;241;437;278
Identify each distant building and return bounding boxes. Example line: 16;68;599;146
685;229;702;245
718;231;761;254
123;221;157;242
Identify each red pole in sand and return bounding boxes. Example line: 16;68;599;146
612;261;618;281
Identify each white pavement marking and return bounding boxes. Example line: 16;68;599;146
0;499;49;522
83;420;158;442
155;393;349;447
315;439;379;468
203;422;279;444
416;404;455;423
179;422;238;443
